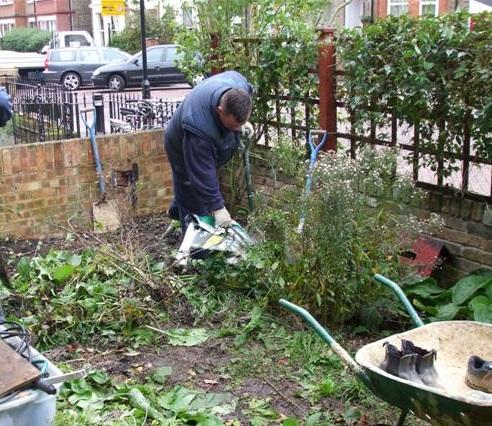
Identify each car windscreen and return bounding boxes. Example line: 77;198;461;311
103;49;129;62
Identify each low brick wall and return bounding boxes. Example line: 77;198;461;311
414;193;492;282
0;129;173;238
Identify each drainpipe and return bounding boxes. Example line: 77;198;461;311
69;0;73;30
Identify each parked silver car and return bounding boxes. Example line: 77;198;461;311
42;47;130;90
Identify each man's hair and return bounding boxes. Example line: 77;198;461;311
220;89;252;123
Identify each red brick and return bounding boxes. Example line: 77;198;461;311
53;143;64;168
28;146;38;170
32;188;58;199
20;146;29;171
2;150;12;175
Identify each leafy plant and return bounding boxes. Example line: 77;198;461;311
201;147;441;325
176;0;325;145
404;269;492;322
110;7;177;53
6;249;168;348
1;27;51;52
337;12;492;174
59;371;237;425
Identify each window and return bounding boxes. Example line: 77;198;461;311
388;0;408;16
103;49;128;62
38;16;56;32
182;5;193;27
65;34;91;47
79;49;102;62
51;50;77;62
165;46;177;61
420;0;438;16
0;19;14;37
146;47;164;63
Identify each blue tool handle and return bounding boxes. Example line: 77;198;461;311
80;107;96;132
308;130;328;164
374;274;424;327
80;108;106;196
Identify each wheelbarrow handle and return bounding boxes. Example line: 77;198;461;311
374;274;424;327
279;299;364;375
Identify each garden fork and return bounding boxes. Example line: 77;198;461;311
297;130;329;234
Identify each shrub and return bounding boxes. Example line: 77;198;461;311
1;28;51;52
201;147;442;327
337;12;492;169
110;7;177;53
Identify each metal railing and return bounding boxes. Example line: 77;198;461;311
4;79;182;144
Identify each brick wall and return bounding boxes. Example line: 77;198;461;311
0;129;173;238
409;193;492;282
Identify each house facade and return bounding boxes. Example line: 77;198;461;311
0;0;91;37
342;0;488;28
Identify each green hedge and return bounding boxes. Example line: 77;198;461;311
1;28;51;52
337;12;492;167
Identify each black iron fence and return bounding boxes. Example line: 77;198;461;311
3;79;182;144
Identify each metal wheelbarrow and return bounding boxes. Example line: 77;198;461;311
280;274;492;425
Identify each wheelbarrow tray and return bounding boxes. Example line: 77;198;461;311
355;320;492;425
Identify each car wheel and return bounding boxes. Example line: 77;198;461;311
108;74;125;91
62;72;81;90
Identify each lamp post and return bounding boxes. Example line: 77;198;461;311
139;0;151;99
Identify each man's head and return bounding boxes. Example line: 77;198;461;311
217;88;252;131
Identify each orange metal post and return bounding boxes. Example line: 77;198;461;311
318;28;337;151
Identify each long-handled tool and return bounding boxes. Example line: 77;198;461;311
240;133;255;212
296;130;328;234
80;107;121;233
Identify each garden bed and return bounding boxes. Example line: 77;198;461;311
0;213;427;425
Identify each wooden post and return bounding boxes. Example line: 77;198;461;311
318;28;337;151
210;33;221;76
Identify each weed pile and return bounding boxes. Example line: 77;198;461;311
3;244;183;349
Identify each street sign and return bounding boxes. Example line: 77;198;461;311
101;0;125;16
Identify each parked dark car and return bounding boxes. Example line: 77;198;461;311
43;47;130;90
91;44;199;91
